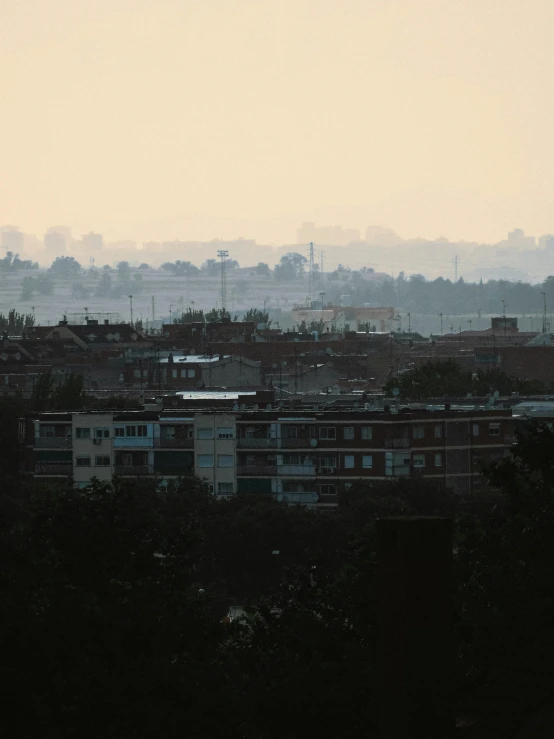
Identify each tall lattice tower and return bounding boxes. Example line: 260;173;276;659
308;241;315;303
217;250;229;310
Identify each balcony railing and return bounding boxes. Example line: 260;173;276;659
277;464;316;476
280;438;311;448
35;462;72;475
237;438;277;449
114;465;153;476
154;467;194;477
35;437;72;449
237;465;278;476
384;437;410;449
154;438;194;449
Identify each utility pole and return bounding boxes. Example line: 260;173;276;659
542;292;548;333
308;242;315;303
453;255;459;283
129;295;133;326
439;313;443;336
320;250;324;276
151;295;156;324
407;313;411;332
217;250;229;311
502;300;508;341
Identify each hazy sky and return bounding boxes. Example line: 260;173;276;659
1;0;553;244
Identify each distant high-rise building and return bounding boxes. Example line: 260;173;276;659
297;222;360;246
81;232;104;252
1;227;24;253
506;228;535;248
538;234;554;249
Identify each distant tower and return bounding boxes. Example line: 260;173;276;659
308;242;315;302
217;250;229;310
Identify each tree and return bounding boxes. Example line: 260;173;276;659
274;252;307;281
243;308;271;326
255;262;271;277
0;309;34;335
49;256;81;278
201;259;220;276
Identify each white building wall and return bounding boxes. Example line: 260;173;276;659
72;413;114;486
193;413;237;496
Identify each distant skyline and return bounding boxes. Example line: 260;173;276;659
1;1;553;244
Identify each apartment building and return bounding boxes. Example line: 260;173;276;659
22;404;514;506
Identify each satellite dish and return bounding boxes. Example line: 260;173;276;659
232;402;239;411
493;390;500;399
253;404;259;410
365;403;371;410
392;387;400;397
240;404;246;411
265;404;272;411
310;438;318;447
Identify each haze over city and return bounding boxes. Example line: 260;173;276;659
1;0;553;247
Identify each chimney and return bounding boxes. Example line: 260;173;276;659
104;319;109;326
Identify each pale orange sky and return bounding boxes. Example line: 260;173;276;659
1;0;553;244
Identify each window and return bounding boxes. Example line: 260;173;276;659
318;484;337;496
283;426;298;438
197;427;214;440
75;456;91;467
362;455;373;469
361;426;373;440
488;423;501;436
318;456;337;468
217;454;234;467
124;425;147;437
95;456;111;467
172;369;178;379
434;425;443;439
413;426;424;439
133;368;142;379
319;427;336;440
282;453;301;465
472;423;480;437
343;426;354;440
218;482;234;494
434;453;443;467
40;425;56;438
180;369;187;378
94;427;110;439
197;454;214;468
161;425;175;439
217;427;234;439
187;369;196;378
75;427;90;439
114;427;124;437
412;454;425;468
344;455;355;469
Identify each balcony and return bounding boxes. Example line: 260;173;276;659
237;465;278;476
35;437;72;449
154;438;194;449
384;437;410;449
237;438;277;449
114;465;153;476
154;467;194;477
280;438;311;449
277;464;316;476
35;462;72;475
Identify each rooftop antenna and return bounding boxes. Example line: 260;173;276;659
542;292;548;333
151;295;156;324
217;250;229;310
129;295;133;326
453;254;459;282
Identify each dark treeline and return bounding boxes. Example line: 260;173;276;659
334;271;554;316
2;417;554;736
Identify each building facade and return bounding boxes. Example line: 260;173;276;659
22;405;514;506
